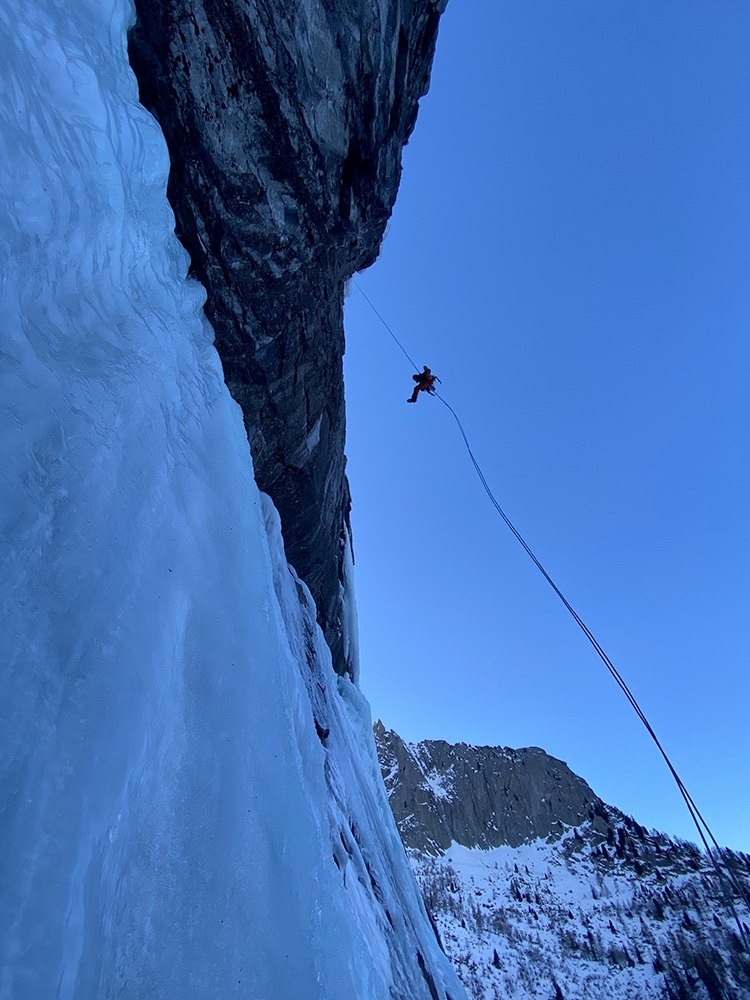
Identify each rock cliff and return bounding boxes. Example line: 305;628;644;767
374;722;611;853
128;0;446;676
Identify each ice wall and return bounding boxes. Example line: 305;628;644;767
0;1;465;997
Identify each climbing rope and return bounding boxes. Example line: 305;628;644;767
353;280;421;372
434;392;750;939
353;278;750;946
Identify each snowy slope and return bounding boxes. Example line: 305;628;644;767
415;833;750;1000
0;2;466;997
376;729;750;1000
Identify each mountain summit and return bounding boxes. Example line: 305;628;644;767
374;721;611;854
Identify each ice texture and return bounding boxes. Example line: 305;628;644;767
0;1;465;997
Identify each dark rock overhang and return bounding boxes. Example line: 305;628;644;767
128;0;447;675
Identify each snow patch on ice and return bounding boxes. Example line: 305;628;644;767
422;769;455;802
407;741;456;802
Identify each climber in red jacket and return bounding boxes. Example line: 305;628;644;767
407;366;440;403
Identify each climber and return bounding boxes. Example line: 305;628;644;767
407;366;440;403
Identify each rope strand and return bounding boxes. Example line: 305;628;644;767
435;392;750;941
353;279;421;372
354;281;749;945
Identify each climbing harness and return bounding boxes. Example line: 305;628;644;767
352;278;750;947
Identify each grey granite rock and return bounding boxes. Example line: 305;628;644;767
374;722;611;854
128;0;446;675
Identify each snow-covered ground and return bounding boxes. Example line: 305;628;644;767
0;1;466;997
413;831;750;1000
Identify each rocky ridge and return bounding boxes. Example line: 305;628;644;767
375;725;750;999
128;0;446;675
374;721;613;853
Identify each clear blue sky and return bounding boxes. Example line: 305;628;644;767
343;0;750;852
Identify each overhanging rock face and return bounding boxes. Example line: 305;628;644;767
128;0;447;676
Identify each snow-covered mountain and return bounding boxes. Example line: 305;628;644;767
0;1;466;997
375;725;750;1000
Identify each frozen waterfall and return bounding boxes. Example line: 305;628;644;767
0;1;466;997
